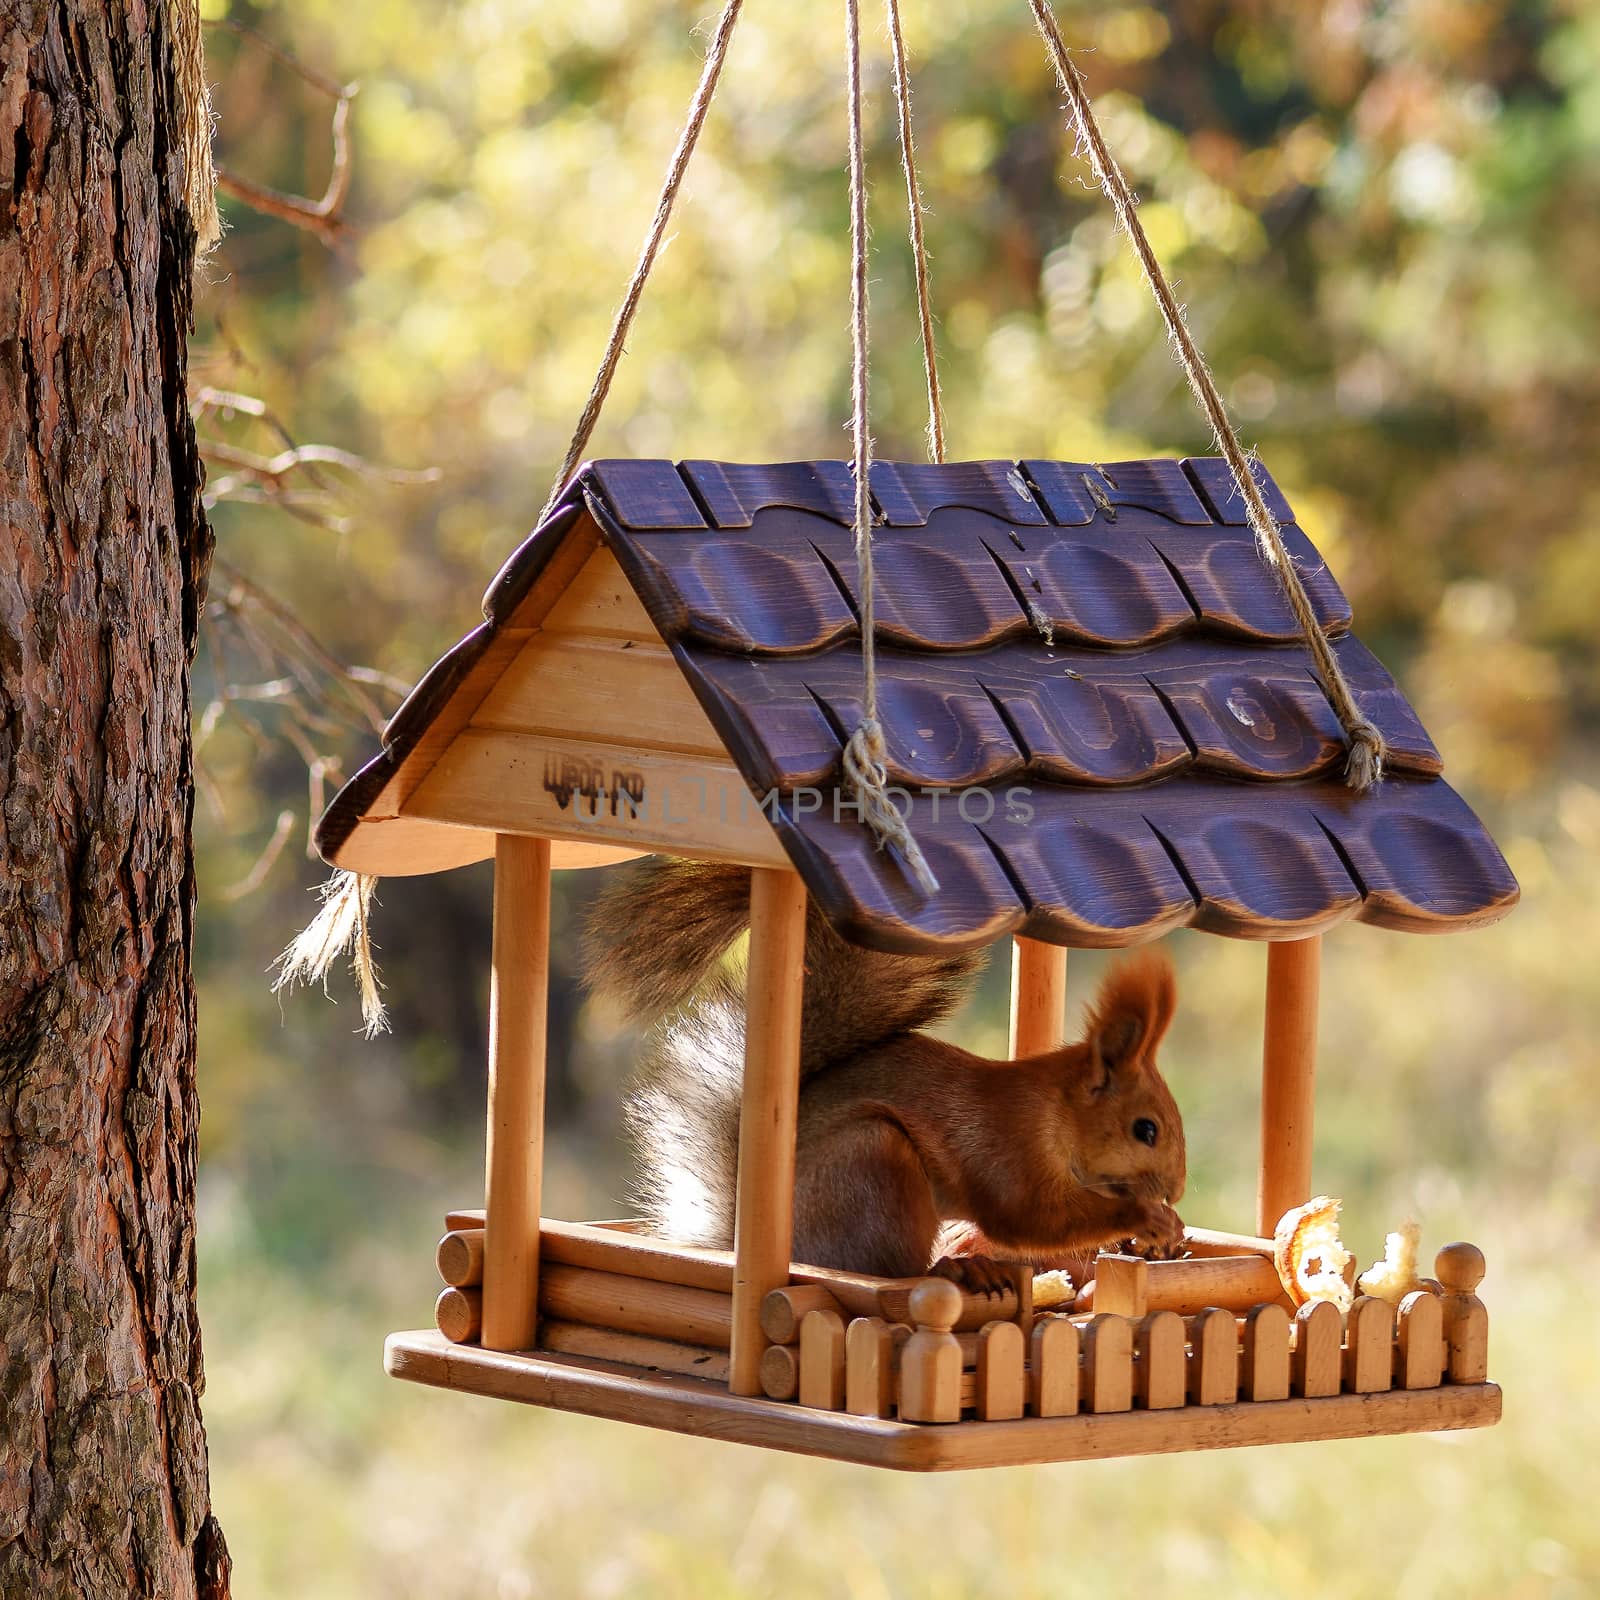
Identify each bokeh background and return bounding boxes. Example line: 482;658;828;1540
191;2;1598;1594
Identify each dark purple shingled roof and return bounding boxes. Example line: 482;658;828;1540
317;458;1517;953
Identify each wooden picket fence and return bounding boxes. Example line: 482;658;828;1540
428;1213;1489;1432
763;1259;1488;1423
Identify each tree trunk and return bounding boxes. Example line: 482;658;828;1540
0;4;228;1595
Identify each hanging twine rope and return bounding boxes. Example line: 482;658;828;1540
285;7;748;1020
884;0;946;464
172;0;222;258
536;0;746;525
842;0;940;895
1025;0;1385;790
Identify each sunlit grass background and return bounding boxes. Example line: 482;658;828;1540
190;0;1599;1592
198;839;1599;1598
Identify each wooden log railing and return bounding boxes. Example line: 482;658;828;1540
427;1217;1490;1433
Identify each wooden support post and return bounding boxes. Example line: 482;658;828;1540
729;868;808;1396
1008;1261;1035;1341
1258;935;1321;1237
1009;937;1068;1058
481;834;551;1352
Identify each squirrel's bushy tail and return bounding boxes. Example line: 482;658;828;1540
621;971;748;1251
582;858;754;1028
585;857;983;1249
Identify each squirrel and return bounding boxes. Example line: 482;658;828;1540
584;856;1187;1284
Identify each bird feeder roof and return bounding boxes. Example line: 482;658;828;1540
316;457;1517;953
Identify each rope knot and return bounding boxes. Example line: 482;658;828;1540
1344;720;1386;792
842;719;940;895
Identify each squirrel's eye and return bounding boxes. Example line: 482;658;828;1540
1132;1117;1159;1146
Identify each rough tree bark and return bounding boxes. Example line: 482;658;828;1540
1;4;229;1596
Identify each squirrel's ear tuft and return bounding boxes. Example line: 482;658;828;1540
1083;950;1176;1091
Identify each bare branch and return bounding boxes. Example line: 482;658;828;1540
197;554;405;848
191;29;420;930
196;311;263;384
206;19;358;250
217;677;296;703
207;18;350;98
214;92;355;248
200;439;440;488
203;481;355;534
304;758;338;857
347;664;414;699
211;558;393;736
196;615;231;754
194;386;339;498
194;383;440;533
193;387;275;423
220;809;298;901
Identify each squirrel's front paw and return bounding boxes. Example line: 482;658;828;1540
1117;1200;1186;1260
929;1254;1014;1299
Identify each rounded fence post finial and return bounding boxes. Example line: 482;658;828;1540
907;1276;963;1333
1435;1242;1486;1294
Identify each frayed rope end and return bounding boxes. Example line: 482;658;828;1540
272;869;390;1038
1343;723;1386;792
842;719;940;897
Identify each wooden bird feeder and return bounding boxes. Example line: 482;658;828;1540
316;454;1515;1470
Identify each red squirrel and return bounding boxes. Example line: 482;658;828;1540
584;857;1187;1283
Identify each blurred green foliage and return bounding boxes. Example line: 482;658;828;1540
188;2;1598;1595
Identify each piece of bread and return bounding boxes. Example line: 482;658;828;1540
1358;1220;1423;1305
1032;1269;1076;1310
1273;1196;1354;1313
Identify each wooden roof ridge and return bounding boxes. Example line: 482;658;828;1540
314;457;1519;951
